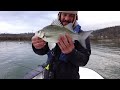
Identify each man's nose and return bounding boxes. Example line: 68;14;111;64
64;16;70;21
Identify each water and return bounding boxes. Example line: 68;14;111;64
85;40;120;79
0;41;120;79
0;41;47;79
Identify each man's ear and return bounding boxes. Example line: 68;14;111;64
58;12;61;20
76;14;78;20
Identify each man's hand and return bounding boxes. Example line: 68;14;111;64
57;33;75;54
32;35;46;49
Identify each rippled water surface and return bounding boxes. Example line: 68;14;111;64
0;41;120;79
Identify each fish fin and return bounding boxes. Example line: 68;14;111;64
51;19;63;27
64;23;75;33
48;43;56;50
78;30;93;49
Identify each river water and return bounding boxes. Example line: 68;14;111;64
0;41;120;79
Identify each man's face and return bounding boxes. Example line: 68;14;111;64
60;12;75;26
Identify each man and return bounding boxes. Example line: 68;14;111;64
32;11;91;79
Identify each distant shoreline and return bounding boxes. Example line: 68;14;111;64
0;33;120;41
0;33;34;41
1;25;120;41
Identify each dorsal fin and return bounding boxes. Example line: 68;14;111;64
51;19;63;27
64;23;74;33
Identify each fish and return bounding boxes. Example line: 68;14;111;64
35;20;93;50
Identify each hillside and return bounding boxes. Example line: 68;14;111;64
0;33;34;41
0;25;120;41
91;25;120;40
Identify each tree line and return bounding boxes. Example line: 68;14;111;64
0;33;34;41
0;25;120;41
90;25;120;41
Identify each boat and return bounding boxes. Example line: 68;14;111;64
78;67;104;79
24;65;104;79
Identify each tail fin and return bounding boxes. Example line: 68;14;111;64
78;30;93;49
51;19;63;27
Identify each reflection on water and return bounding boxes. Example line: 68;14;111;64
0;40;120;79
91;40;120;49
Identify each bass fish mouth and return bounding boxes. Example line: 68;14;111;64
37;31;45;39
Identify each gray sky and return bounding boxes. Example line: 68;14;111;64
0;11;120;34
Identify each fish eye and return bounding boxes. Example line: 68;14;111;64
43;34;45;38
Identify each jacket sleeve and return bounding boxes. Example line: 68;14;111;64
32;42;49;55
65;37;91;66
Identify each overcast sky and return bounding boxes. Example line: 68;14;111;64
0;11;120;34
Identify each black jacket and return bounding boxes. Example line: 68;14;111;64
32;37;91;79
